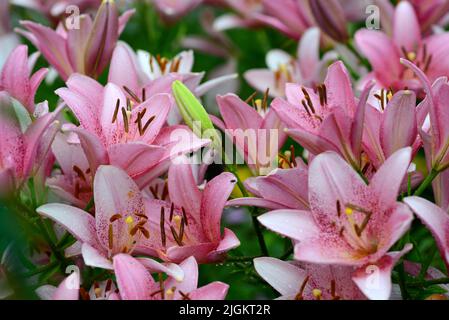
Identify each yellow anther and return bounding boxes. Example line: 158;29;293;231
255;99;263;109
173;215;182;228
345;207;353;216
94;287;102;297
407;52;416;61
312;289;322;299
279;63;288;74
125;216;134;225
165;287;175;298
387;91;393;101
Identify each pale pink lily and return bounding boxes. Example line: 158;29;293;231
0;92;61;195
254;257;366;300
355;1;449;93
36;271;120;300
135;156;240;263
46;131;92;208
215;93;287;175
56;74;208;188
109;42;237;111
404;196;449;271
244;28;337;97
152;0;203;22
271;61;373;170
0;45;48;115
227;165;309;210
36;165;185;282
113;255;229;300
213;0;264;31
17;1;135;80
258;148;414;300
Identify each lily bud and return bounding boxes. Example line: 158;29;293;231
84;0;119;78
308;0;349;43
172;80;222;154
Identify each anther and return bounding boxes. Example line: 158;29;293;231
160;207;166;247
112;99;120;123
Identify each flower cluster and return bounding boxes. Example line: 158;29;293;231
2;0;449;301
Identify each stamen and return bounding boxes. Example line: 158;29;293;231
295;275;310;300
289;145;297;167
245;91;258;104
160;207;166;247
142;88;146;102
301;99;312;117
121;107;129;133
161;182;169;200
139;226;150;239
141;116;156;135
112;99;120;123
312;289;322;300
109;214;122;223
262;88;270;110
181;207;189;226
108;224;114;250
123;86;141;103
331;280;340;300
73;165;86;181
336;200;341;217
170;226;183;246
179;291;191;300
169;202;174;222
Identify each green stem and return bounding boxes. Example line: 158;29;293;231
414;168;440;196
418;246;438;281
227;165;269;256
21;261;59;278
398;263;409;300
408;277;449;287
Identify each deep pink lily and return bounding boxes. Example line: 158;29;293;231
363;89;420;169
400;59;449;172
244;28;337;97
271;61;373;170
0;45;48;114
56;74;208;188
113;255;229;300
37;165;186;282
152;0;203;21
258;148;414;300
404;196;449;271
227;165;309;210
0;92;60;195
215;93;287;175
355;1;449;93
136;156;240;263
17;1;135;80
254;257;366;300
408;0;449;32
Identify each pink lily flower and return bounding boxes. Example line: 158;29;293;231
213;0;264;31
152;0;203;22
37;165;186;282
227;164;309;210
0;45;48;115
113;255;229;300
404;196;449;271
0;92;60;195
363;89;420;169
55;74;208;188
400;59;449;172
109;42;237;112
17;1;135;81
271;61;373;170
355;1;449;93
408;0;449;31
46;131;92;208
258;148;414;300
37;271;120;300
0;1;20;69
254;257;366;300
136;156;240;263
255;0;314;40
215;93;287;175
11;0;102;21
244;28;337;97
